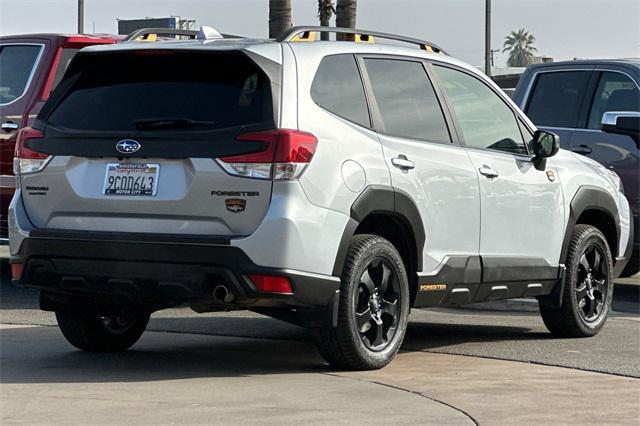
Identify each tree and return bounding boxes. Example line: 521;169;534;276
336;0;357;40
318;0;336;40
502;28;537;67
269;0;292;39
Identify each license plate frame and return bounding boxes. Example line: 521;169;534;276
103;163;160;196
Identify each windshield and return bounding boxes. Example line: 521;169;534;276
46;50;273;131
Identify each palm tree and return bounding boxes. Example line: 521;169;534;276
336;0;357;41
269;0;292;39
318;0;336;40
502;28;537;67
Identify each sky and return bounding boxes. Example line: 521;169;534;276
0;0;638;67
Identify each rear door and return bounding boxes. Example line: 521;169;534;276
360;56;481;275
21;49;280;236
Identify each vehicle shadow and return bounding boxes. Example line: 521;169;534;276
0;314;544;385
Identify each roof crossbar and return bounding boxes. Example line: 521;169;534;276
277;26;448;55
124;27;241;42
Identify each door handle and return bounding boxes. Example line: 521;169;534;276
572;144;592;155
1;121;19;132
391;155;415;171
478;165;499;179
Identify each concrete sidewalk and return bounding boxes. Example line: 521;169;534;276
2;324;639;425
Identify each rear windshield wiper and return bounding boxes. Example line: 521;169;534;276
133;118;219;130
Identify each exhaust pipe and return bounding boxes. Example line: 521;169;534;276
213;284;235;303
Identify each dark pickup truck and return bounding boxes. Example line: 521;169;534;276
513;59;640;277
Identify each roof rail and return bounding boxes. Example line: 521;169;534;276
125;26;241;42
124;28;199;42
277;26;448;55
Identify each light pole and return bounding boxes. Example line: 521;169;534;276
78;0;84;33
484;0;491;76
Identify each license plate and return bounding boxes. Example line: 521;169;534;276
103;163;159;196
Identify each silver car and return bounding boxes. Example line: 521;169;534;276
8;26;634;370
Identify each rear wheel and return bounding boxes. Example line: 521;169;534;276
56;310;150;352
539;225;613;337
315;234;409;370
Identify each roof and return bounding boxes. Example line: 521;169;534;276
0;33;118;42
527;58;640;69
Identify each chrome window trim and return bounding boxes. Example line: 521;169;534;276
0;43;46;107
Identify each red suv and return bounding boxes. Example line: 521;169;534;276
0;34;118;240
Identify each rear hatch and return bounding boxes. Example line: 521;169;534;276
19;48;278;236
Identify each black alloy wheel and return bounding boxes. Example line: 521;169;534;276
355;258;401;351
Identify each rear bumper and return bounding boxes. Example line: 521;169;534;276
11;230;340;322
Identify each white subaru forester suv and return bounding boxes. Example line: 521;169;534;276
9;26;634;370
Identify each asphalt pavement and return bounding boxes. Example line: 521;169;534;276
1;262;639;424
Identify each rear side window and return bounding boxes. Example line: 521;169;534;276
525;71;591;128
46;51;273;131
0;44;43;105
364;58;450;143
311;54;370;127
51;48;80;91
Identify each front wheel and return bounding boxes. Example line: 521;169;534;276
56;309;150;352
315;234;410;370
539;225;613;337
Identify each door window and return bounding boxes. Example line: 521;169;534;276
311;54;371;128
364;58;450;143
525;71;591;128
434;65;525;155
0;44;43;105
587;71;639;129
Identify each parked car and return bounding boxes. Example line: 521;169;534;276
513;59;639;277
8;26;634;370
0;33;118;241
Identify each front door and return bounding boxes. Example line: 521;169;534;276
432;64;565;288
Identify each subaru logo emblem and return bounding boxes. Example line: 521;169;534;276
115;139;141;154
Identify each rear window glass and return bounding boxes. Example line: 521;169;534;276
46;51;273;131
0;44;43;105
51;48;80;91
311;54;370;127
525;71;591;128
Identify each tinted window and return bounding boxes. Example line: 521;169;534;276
434;65;525;154
0;44;42;104
311;54;370;127
364;59;450;143
526;71;591;128
51;48;80;91
587;71;639;129
47;51;273;131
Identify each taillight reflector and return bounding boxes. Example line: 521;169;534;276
216;129;318;180
11;263;23;281
249;274;294;295
14;127;50;175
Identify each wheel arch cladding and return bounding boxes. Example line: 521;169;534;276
332;185;425;285
561;186;620;264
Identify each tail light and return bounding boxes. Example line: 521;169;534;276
11;263;23;281
249;274;293;295
13;127;50;175
217;129;318;180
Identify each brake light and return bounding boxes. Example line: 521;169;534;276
13;127;50;175
217;129;318;180
249;274;294;295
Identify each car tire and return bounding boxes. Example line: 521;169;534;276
539;224;614;337
56;310;150;352
315;234;410;370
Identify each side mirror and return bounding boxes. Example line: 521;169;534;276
531;130;560;171
602;111;640;144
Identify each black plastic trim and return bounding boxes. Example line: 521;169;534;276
332;185;426;276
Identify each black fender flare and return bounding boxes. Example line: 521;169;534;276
331;185;426;276
548;185;620;309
